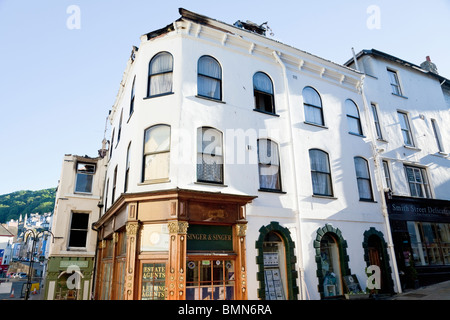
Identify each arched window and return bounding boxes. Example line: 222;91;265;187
148;52;173;97
354;157;373;200
197;127;223;183
320;233;343;298
257;139;281;191
124;142;131;192
253;72;275;114
345;99;363;135
309;149;333;196
143;124;170;182
303;86;324;125
130;76;136;116
198;56;222;100
255;221;299;300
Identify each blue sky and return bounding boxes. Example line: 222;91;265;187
0;0;449;195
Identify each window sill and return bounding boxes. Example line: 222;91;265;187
195;181;228;187
359;199;377;203
253;109;280;117
139;178;171;186
303;121;328;129
195;95;226;104
403;145;421;151
67;247;87;252
376;138;388;143
312;194;337;200
144;92;174;99
431;152;449;158
348;132;366;138
391;93;408;99
258;188;286;194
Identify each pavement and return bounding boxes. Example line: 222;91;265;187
387;280;450;300
2;278;450;300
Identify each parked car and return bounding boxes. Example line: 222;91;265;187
18;272;27;279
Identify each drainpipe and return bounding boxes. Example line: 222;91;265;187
359;76;402;294
272;51;306;300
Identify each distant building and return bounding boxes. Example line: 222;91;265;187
44;148;107;300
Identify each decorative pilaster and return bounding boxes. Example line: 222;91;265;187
167;221;188;300
235;223;248;300
125;221;140;300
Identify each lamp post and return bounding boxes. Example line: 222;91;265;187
23;229;54;300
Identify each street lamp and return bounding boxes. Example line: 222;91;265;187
23;229;54;300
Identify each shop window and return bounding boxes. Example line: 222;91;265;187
186;259;235;300
407;221;450;266
320;234;343;297
75;163;95;194
253;72;275;114
257;139;282;191
99;239;114;300
262;232;287;300
197;127;223;184
255;221;299;300
143;124;171;182
141;262;166;300
113;232;127;300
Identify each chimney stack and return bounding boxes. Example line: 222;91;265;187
420;56;438;74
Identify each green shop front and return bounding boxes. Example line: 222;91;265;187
44;256;94;300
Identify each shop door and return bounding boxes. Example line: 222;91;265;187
186;258;235;300
368;235;388;293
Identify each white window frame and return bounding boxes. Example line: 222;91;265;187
397;111;415;147
387;68;403;96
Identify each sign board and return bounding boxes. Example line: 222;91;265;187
187;225;233;251
343;274;363;294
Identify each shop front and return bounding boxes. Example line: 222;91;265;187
93;189;255;300
386;194;450;287
44;256;94;300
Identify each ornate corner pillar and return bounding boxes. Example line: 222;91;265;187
124;221;140;300
235;223;248;300
167;221;189;300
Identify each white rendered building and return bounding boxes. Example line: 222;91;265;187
92;8;401;300
346;50;450;289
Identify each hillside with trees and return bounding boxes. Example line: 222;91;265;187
0;188;56;223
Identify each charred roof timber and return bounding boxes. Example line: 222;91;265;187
233;20;268;36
